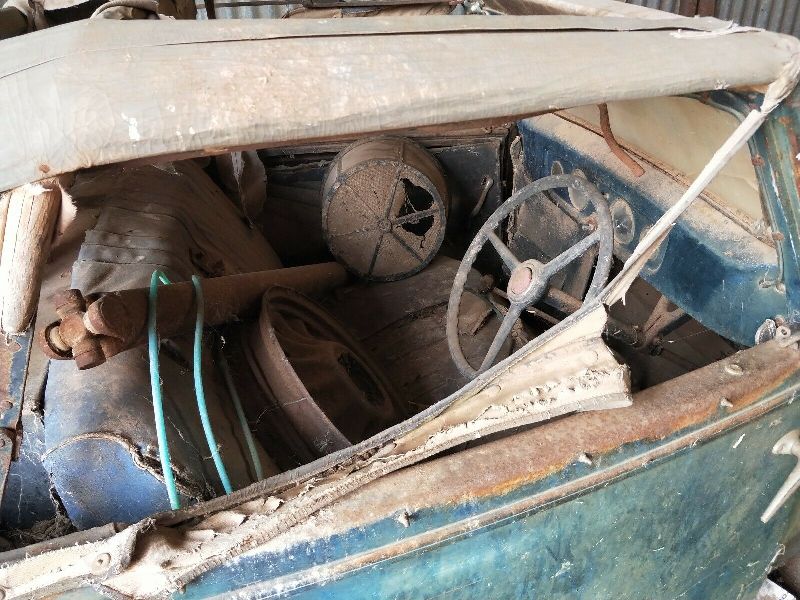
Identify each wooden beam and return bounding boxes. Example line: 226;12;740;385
0;181;61;334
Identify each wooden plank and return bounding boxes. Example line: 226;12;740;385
0;181;61;334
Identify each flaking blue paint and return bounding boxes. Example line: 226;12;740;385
175;381;800;599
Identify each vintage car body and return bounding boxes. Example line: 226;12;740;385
176;343;800;599
28;339;797;600
0;1;799;598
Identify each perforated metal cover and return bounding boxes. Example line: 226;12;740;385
321;136;449;282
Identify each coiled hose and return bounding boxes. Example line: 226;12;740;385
149;271;269;507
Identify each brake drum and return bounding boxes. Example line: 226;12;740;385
246;287;402;458
321;136;449;282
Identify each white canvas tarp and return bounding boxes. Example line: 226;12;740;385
1;15;798;191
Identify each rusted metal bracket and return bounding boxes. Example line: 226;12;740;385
637;294;688;351
598;103;645;178
40;263;347;370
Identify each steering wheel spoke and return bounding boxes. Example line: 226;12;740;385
542;229;600;278
478;302;525;372
488;231;521;270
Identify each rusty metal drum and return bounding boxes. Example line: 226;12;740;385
321;136;449;282
245;287;403;458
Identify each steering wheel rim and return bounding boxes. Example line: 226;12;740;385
447;174;613;378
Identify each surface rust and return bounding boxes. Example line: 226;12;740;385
598;103;645;177
0;337;21;498
290;339;799;531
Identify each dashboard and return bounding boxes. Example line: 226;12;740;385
517;110;785;347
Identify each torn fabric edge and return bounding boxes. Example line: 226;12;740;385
516;0;677;19
0;14;744;75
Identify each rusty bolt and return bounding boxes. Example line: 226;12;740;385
45;323;69;353
98;336;128;363
58;313;90;347
40;322;73;360
84;295;132;340
83;306;106;336
73;339;106;370
74;349;106;370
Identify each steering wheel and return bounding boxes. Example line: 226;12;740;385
447;174;614;378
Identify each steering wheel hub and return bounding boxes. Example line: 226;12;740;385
508;260;550;303
508;265;533;296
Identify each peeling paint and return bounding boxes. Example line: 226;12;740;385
551;560;572;578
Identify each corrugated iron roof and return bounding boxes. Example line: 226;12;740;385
620;0;800;37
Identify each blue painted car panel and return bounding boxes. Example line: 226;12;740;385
745;87;800;323
177;378;800;600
